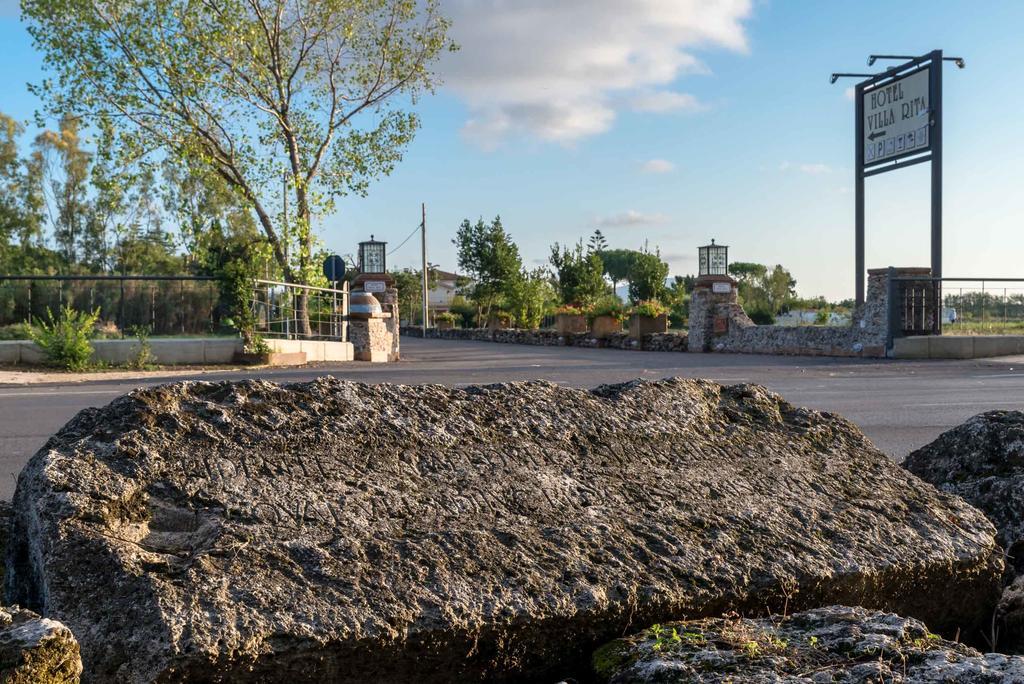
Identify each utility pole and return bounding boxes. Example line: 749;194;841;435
421;203;429;333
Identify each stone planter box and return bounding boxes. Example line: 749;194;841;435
590;315;623;339
629;313;668;339
436;320;455;331
555;314;587;335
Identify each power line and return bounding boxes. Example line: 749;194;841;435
388;223;422;256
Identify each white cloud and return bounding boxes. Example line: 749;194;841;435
442;0;753;147
595;210;670;228
779;161;832;175
642;159;676;174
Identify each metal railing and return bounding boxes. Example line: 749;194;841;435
0;274;222;336
888;276;1024;341
251;279;349;341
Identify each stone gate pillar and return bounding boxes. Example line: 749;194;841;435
688;275;745;352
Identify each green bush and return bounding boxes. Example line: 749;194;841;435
588;296;626;322
629;300;668;318
128;324;155;370
435;311;458;325
29;306;100;371
0;322;34;340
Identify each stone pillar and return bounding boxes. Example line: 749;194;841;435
350;315;392;363
688;275;747;352
859;267;934;352
379;287;401;362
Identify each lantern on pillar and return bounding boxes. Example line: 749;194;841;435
358;235;387;275
698;239;729;277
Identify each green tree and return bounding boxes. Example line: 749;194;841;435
666;275;691;328
764;264;797;314
627;250;669;304
598;248;634;295
392;266;439;325
506;267;556;329
23;0;454;333
30;115;91;269
549;240;607;307
588;229;608;254
453;216;523;323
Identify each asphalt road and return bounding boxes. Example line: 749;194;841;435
1;337;1023;501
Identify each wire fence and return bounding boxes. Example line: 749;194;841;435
941;281;1024;335
0;275;223;336
251;279;349;341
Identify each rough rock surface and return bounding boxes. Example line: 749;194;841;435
592;605;1024;683
905;411;1024;572
6;378;1002;682
905;410;1024;651
0;605;82;683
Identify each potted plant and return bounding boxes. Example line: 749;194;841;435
588;298;625;339
435;311;458;330
487;312;513;331
628;300;669;338
554;304;588;335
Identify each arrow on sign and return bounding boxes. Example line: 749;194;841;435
868;130;886;141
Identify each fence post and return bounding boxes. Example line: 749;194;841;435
886;267;899;352
118;278;125;335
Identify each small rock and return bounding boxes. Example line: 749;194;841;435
0;605;81;683
593;606;1024;683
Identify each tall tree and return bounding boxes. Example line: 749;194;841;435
627;250;668;303
30;116;91;269
588;229;608;254
24;0;453;332
598;248;634;296
453;216;522;323
549;240;607;307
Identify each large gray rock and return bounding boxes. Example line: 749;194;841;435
0;605;82;683
905;410;1024;572
905;410;1024;651
592;605;1024;683
6;378;1003;682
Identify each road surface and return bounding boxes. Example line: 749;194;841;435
1;337;1022;500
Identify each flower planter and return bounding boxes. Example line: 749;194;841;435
555;314;587;335
629;313;668;339
487;316;512;331
590;315;623;339
436;320;455;331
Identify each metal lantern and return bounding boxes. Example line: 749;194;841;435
698;239;729;277
358;235;387;275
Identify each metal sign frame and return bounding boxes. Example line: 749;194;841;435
854;50;943;306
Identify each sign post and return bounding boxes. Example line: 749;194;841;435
852;50;949;306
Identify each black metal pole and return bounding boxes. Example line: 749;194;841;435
855;82;866;307
930;49;944;332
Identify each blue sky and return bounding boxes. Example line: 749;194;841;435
1;0;1022;300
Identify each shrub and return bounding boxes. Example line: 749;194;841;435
589;296;626;322
630;300;668;318
128;325;155;369
0;322;34;340
554;304;586;316
435;312;458;325
747;307;775;325
29;305;100;371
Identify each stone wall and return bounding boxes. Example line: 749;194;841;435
399;326;688;352
686;268;921;358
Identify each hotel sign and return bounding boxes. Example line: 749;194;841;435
863;66;931;166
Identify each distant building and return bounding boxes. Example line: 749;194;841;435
428;270;462;313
